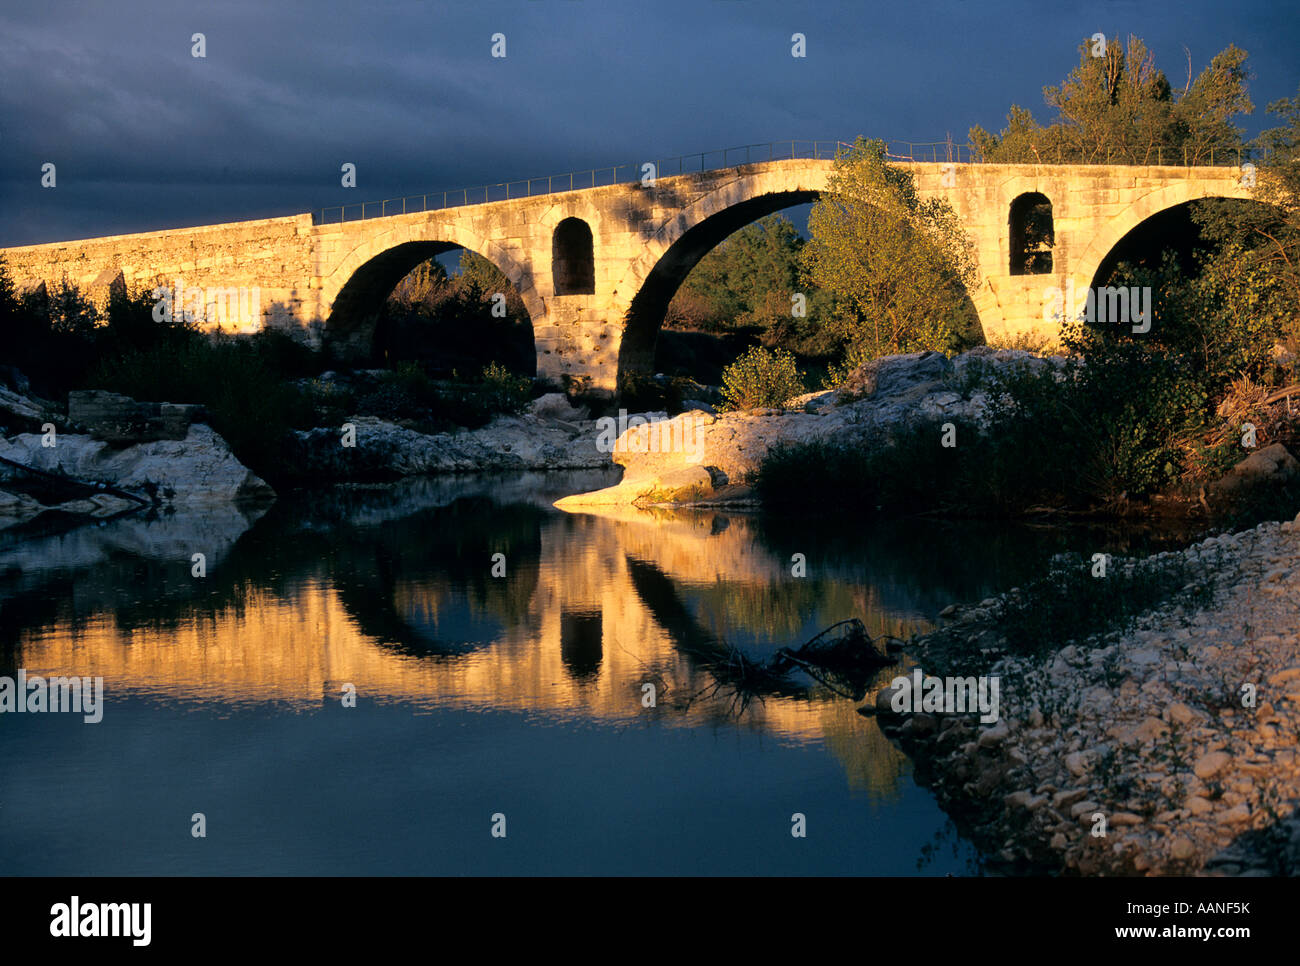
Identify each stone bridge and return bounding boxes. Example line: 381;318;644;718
0;159;1255;392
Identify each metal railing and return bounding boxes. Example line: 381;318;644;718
1013;144;1258;166
316;140;858;225
313;137;1255;225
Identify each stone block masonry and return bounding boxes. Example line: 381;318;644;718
68;391;205;444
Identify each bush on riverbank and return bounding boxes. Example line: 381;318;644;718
756;333;1217;515
994;551;1217;659
717;345;807;411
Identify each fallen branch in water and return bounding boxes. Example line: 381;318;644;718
0;454;151;507
770;618;898;701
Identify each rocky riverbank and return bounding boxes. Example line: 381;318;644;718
283;393;610;479
869;515;1300;876
0;389;274;530
0;383;612;530
556;347;1058;510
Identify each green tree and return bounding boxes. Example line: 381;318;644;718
390;259;448;304
0;255;17;317
801;137;979;367
47;275;98;337
970;37;1251;165
102;282;194;353
390;251;527;324
669;215;802;326
1245;86;1300;306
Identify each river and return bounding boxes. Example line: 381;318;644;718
0;469;1198;875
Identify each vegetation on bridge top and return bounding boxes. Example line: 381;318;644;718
969;36;1255;166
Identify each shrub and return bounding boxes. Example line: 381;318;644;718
995;552;1216;658
1059;326;1210;500
718;346;806;411
478;361;532;415
300;378;356;426
353;361;533;431
756;425;967;510
355;361;440;421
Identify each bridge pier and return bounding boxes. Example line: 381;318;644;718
533;299;625;395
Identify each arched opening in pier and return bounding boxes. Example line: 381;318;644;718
1009;192;1054;275
552;217;595;295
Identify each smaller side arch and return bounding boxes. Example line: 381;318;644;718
319;225;542;361
1068;178;1255;299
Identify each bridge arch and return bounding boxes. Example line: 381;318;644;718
321;223;543;360
611;167;830;381
1069;178;1255;300
610;162;989;381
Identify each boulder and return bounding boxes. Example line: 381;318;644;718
287;413;609;479
950;345;1059;384
528;392;589;422
0;423;273;506
1237;442;1299;479
0;366;30;395
680;399;716;415
840;350;953;400
556;464;716;509
788;390;841;413
0;385;50;430
636;466;716;504
1211;443;1300;496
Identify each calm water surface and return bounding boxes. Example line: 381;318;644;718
0;470;1187;875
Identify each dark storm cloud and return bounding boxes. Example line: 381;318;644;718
1;0;1297;245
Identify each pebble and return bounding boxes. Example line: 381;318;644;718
977;721;1009;748
1193;750;1232;780
1221;805;1253;825
1170;838;1197;861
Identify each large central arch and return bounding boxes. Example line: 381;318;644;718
610;162;990;383
617;189;820;379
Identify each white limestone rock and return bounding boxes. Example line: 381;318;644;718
0;423;273;506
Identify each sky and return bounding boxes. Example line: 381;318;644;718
1;0;1298;247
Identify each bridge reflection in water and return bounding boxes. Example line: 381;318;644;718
3;471;1117;811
